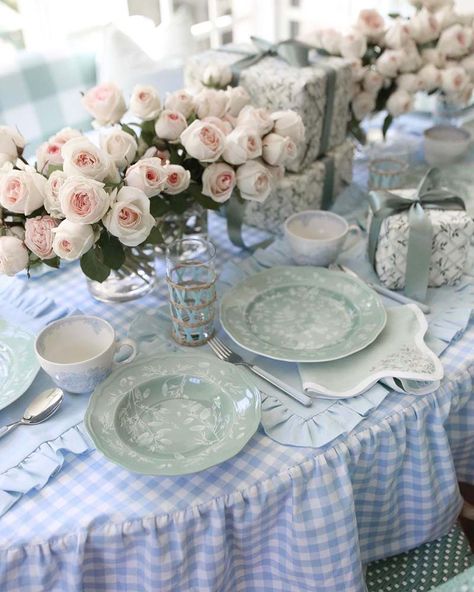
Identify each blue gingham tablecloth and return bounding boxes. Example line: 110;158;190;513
0;211;472;592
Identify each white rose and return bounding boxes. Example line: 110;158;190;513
352;91;376;120
202;162;236;203
35;140;63;175
397;73;423;93
441;66;469;94
49;127;82;145
411;8;441;44
237;105;273;136
418;64;442;91
193;88;229;119
398;42;423;73
163;164;191;195
340;30;367;59
100;129;137;168
356;9;385;41
125;157;166;197
376;50;403;78
270;110;305;144
129;84;161;121
44;170;66;218
384;19;412;49
350;59;367;82
62;137;116;182
222;127;262;165
236;159;273;203
438;24;472;58
319;29;342;55
59;176;110;224
155;110;187;141
421;48;446;68
180;120;226;163
103;186;155;247
0;236;28;275
461;54;474;81
52;220;95;260
81;83;127;127
0;126;25;164
0;166;45;214
164;90;195;119
202;63;232;88
386;89;414;117
363;70;384;95
202;116;233;136
225;86;251;117
262;133;297;166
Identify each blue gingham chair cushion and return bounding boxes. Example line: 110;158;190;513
0;49;96;156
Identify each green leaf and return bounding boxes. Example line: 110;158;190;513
144;226;164;245
150;196;171;217
382;113;394;139
43;256;60;269
80;248;111;282
194;192;221;211
98;232;125;270
388;12;400;19
47;164;63;177
120;123;138;141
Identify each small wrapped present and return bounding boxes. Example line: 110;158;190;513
368;169;474;301
184;39;352;174
243;139;354;232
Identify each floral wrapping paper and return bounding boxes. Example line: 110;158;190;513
371;209;474;290
184;47;352;173
242;139;354;233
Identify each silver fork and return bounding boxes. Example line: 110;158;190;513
208;336;312;406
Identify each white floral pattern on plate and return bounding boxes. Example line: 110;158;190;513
85;353;261;475
220;266;386;363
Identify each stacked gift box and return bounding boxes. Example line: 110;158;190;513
185;45;353;232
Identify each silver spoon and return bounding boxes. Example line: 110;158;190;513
0;387;64;440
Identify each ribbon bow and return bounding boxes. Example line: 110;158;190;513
368;168;465;302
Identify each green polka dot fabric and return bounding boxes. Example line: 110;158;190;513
366;523;474;592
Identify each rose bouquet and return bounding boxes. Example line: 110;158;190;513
0;82;303;281
307;0;474;141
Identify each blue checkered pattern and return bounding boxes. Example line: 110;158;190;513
0;212;472;592
0;49;96;156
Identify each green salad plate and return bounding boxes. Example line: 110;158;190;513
85;353;261;476
220;266;387;363
0;318;40;411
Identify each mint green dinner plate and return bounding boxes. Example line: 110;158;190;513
220;266;387;363
0;318;40;411
85;353;261;476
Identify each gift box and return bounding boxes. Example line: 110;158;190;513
368;172;474;299
242;139;354;232
184;45;352;174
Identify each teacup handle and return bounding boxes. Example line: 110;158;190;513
342;225;362;251
113;338;137;366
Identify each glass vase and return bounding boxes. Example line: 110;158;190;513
87;246;156;303
156;201;208;249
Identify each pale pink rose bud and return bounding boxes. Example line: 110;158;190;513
236;159;273;203
59;176;110;224
340;30;367;59
81;83;127;127
154;110;188;141
271;110;305;143
49;127;82;145
125;157;166;197
24;215;58;260
180;120;226;163
351;91;376;120
201;63;232;88
398;42;423;73
356;9;385;41
384;19;412;49
0;126;25;164
411;8;441;44
36;141;63;175
202;116;233;136
202;162;236;203
163;164;191;195
100;129;137;168
437;24;473;58
363;70;384;95
386;89;414;117
441;66;469;94
421;48;446;68
222;127;262;165
237;106;273;136
193;88;229;119
262;133;296;166
418;64;442;91
164;90;195;119
52;220;95;261
376;50;403;78
142;147;171;164
225;86;251;117
0;167;46;214
397;73;423;93
0;236;28;275
44;170;67;218
319;28;342;54
103;186;155;247
129;84;161;121
62;137;113;182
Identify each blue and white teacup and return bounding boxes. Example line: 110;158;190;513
35;316;137;393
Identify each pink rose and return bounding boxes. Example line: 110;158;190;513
163;164;191;195
441;66;469;94
24;216;58;260
236;160;273;203
356;9;385;41
193;88;229;119
52;220;95;261
125;157;166;197
44;170;66;219
202;163;236;203
237;106;273;136
154;110;188;141
36;141;63;174
49;127;82;145
262;133;297;166
437;24;473;58
143;147;170;164
59;176;110;224
180;120;226;163
202;116;233;136
225;86;251;117
103;186;155;247
164;90;195;118
0;166;46;214
0;126;25;165
62;137;117;182
81;83;127;127
130;84;161;120
222;127;262;165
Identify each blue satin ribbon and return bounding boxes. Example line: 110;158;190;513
368;168;466;302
